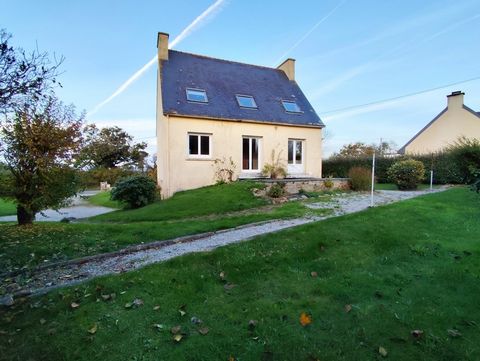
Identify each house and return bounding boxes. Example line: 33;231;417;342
156;32;324;198
399;91;480;154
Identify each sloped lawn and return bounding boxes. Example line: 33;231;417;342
0;199;16;217
1;188;479;360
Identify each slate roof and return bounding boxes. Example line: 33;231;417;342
161;50;324;127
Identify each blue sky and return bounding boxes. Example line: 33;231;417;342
2;0;480;157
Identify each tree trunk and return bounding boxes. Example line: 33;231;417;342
17;205;35;225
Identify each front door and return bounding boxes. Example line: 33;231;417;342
287;139;304;174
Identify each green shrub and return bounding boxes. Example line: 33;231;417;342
80;167;135;188
387;159;425;190
267;182;286;198
323;176;334;189
447;137;480;184
262;150;287;179
348;167;371;191
111;175;158;209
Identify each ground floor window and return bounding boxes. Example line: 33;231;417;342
188;133;211;158
242;136;260;171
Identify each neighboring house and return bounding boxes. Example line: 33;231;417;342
399;91;480;154
156;32;324;198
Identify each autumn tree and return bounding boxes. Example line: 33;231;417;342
78;125;147;169
0;97;84;224
0;29;62;114
334;141;397;157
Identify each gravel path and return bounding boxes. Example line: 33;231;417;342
0;191;117;222
0;187;447;302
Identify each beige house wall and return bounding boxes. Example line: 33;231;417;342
156;114;322;198
404;93;480;154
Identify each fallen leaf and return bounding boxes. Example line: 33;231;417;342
219;271;226;280
70;302;80;309
299;312;312;327
198;326;209;335
378;346;388;357
344;304;352;313
120;291;126;295
173;334;183;342
248;319;258;330
224;283;236;291
152;323;164;330
132;298;144;307
447;329;462;338
191;316;202;324
179;310;186;317
411;330;424;338
87;324;97;335
101;294;111;301
310;271;318;278
171;325;181;334
124;302;133;309
153;305;160;311
39;318;46;325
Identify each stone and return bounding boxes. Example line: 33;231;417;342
0;294;14;307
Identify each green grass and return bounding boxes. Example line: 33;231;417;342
1;188;479;360
85;191;123;209
0;202;310;275
0;199;16;217
375;183;441;191
90;181;268;223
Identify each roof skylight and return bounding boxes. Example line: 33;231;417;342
186;88;208;103
282;100;302;113
236;95;257;109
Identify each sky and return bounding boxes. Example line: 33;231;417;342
2;0;480;157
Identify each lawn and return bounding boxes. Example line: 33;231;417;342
0;182;322;274
85;191;123;209
1;188;479;360
0;199;16;217
89;181;268;223
375;183;440;191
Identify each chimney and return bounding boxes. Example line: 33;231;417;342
277;58;295;81
157;32;169;61
447;90;464;109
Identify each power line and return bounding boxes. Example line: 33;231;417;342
319;75;480;115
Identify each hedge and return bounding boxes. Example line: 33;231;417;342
322;152;463;184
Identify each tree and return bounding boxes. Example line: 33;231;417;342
334;141;397;158
78;125;147;169
0;96;84;224
335;142;375;157
0;29;62;114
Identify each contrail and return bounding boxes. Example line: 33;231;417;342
87;0;227;117
273;0;347;65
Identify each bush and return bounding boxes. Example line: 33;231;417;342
447;137;480;184
262;150;287;179
111;175;158;209
267;182;285;198
348;167;371;191
387;159;425;190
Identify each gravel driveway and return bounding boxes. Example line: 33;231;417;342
0;191;117;222
0;187;447;302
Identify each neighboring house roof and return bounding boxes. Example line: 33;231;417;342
398;104;480;154
161;50;324;128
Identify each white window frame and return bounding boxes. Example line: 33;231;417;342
187;132;212;159
242;136;261;172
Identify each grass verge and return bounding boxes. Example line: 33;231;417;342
85;191;123;209
0;199;16;217
1;188;479;360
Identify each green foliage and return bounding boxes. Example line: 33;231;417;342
80;167;135;188
447;137;480;184
323;176;334;189
262;150;287;179
334;141;397;157
2;189;480;360
323;152;463;184
267;182;286;198
348;167;371;191
77;125;147;169
111;175;158;209
0;198;16;216
387;159;425;190
0;96;84;224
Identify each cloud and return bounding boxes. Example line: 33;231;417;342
87;0;228;117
